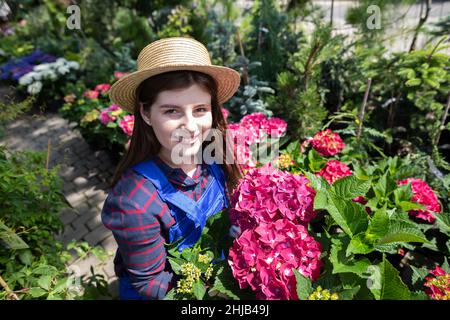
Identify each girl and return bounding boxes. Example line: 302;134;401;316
101;37;243;300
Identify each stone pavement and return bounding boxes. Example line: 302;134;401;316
0;112;119;299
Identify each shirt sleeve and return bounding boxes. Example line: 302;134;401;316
101;192;173;300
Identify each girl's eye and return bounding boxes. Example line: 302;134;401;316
165;109;178;114
196;108;208;113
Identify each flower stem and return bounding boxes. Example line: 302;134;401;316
0;274;19;300
356;78;372;140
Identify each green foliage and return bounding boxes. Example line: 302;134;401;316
268;23;341;139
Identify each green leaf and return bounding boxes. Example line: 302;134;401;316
338;286;361;300
53;278;68;294
329;237;372;277
164;288;176;300
29;287;47;298
377;220;430;246
293;268;313;300
18;249;33;266
212;264;244;300
369;256;411;300
397;201;425;212
433;211;450;236
38;275;52;291
168;257;185;274
192;280;206;300
326;196;369;237
331;176;371;200
347;233;374;256
0;221;29;250
405;78;421;87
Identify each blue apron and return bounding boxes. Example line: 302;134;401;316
119;159;229;300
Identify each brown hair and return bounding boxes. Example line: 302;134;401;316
111;70;243;198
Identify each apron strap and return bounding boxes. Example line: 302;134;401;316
132;159;203;228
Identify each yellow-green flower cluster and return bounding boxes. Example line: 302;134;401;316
276;153;294;169
198;253;212;264
176;262;202;294
81;110;100;125
204;264;213;281
307;286;339;300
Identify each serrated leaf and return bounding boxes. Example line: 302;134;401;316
293;268;313;300
29;287;47;298
37;275;52;291
212;264;242;300
193;280;206;300
330;238;372;276
347;233;374;256
0;221;29;250
433;211;450;236
168;257;185;274
331;176;371;200
18;249;33;266
327;196;369;237
338;286;361;300
164;288;176;300
369;257;411;300
377;220;430;245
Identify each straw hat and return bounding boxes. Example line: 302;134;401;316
109;37;241;113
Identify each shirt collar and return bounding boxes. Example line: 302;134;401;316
152;155;206;187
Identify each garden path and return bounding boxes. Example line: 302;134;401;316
0;110;119;299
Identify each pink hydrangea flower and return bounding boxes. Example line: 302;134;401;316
94;83;111;93
316;160;352;185
83;90;99;99
99;104;120;125
230;163;317;231
119;115;134;136
397;178;441;223
228;219;323;300
114;71;129;79
310;129;345;157
424;266;450;300
261;117;287;138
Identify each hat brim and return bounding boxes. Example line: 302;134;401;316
109;65;241;113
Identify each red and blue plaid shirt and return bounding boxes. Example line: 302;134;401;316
101;156;218;299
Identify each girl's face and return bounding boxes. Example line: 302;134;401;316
142;84;213;164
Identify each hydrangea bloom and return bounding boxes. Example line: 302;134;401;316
424;266;450;300
114;71;129;79
316;160;352;185
397;178;441;223
95;83;111;93
310;129;345;157
83;90;99;100
119;115;134;136
230;164;317;231
228;219;322;300
226;113;287;169
99;104;121;125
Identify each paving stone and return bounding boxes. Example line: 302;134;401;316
64;225;89;242
102;260;116;279
65;192;87;208
101;235;118;254
71;254;102;277
86;214;103;231
60;208;78;225
84;224;111;246
73;176;89;188
71;209;98;229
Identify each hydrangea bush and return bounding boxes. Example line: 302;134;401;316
167;128;450;300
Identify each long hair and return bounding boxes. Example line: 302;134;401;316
111;70;244;198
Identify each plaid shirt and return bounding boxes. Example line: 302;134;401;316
101;156;216;299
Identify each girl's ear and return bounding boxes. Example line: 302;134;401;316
140;103;152;126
